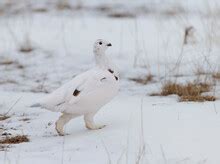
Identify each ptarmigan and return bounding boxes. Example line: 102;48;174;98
31;39;119;136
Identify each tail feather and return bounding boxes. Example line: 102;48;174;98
30;103;41;108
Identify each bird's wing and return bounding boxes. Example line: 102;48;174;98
40;69;113;112
67;69;114;105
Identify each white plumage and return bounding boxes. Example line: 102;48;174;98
41;68;119;114
32;39;119;135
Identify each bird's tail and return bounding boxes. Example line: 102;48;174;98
30;103;41;108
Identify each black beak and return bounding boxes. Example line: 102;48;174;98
107;43;112;47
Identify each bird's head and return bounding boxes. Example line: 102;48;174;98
93;39;112;55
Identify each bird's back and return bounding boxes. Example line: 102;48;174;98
39;69;93;111
38;67;119;114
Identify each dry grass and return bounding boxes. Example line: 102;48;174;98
32;8;48;13
212;73;220;79
0;135;29;144
19;118;30;122
130;74;154;85
0;59;14;65
56;1;72;10
108;12;135;18
152;82;216;102
96;5;111;12
0;115;10;121
161;82;210;96
149;93;161;96
183;26;194;45
194;68;210;76
19;37;35;53
0;79;17;85
181;95;216;102
19;45;34;53
0;58;24;69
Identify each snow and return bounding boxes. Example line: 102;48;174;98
0;15;219;93
1;91;220;164
0;0;220;164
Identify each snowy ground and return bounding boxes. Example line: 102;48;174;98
1;91;220;164
0;0;220;164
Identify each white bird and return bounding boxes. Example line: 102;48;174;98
31;39;119;136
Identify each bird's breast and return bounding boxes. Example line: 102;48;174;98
66;78;119;114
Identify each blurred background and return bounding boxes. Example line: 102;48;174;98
0;0;219;95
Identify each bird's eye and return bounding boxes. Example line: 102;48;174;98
99;42;102;45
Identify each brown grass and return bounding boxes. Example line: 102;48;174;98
152;82;216;102
57;2;72;10
0;135;29;144
19;37;35;53
149;93;161;96
195;69;209;76
19;118;30;122
130;74;154;85
183;26;194;45
0;79;17;85
161;82;210;96
0;115;10;121
19;46;34;53
32;8;48;13
108;12;135;18
0;59;24;69
180;95;216;102
212;73;220;79
96;5;111;12
0;59;14;65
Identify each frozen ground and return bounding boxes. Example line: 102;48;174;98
0;0;220;164
1;91;220;164
0;15;220;93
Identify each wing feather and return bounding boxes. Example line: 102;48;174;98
40;69;112;112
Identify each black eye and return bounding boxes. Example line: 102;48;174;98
99;42;102;45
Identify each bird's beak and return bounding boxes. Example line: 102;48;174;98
107;43;112;47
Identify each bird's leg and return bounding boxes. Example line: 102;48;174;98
55;113;77;136
84;113;106;130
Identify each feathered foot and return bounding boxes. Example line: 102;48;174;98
84;113;106;130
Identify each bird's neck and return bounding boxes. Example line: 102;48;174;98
94;52;110;69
